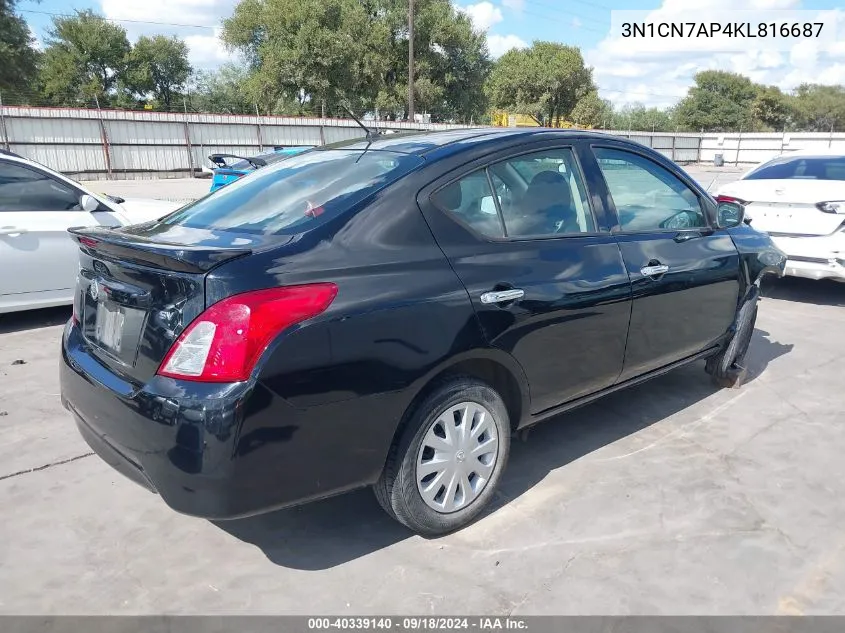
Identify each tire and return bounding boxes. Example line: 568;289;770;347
374;376;511;536
706;293;758;389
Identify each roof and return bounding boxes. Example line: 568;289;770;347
322;127;616;157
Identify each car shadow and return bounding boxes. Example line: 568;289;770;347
0;306;71;335
215;330;792;570
762;276;845;307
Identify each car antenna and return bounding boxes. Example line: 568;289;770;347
705;174;720;192
340;104;381;141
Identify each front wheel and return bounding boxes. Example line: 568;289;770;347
374;377;511;536
706;292;759;388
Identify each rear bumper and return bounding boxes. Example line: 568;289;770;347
771;235;845;281
60;320;384;519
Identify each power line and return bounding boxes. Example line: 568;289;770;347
19;9;218;30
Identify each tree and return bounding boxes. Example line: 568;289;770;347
569;92;611;128
486;41;594;125
0;0;40;103
222;0;489;122
611;103;675;132
188;64;254;114
751;85;793;131
792;84;845;132
127;35;191;110
674;71;757;132
40;10;131;106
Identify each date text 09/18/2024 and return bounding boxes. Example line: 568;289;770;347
307;618;528;631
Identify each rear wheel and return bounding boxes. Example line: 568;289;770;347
706;293;758;388
374;377;511;536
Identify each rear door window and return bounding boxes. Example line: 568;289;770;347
161;149;423;235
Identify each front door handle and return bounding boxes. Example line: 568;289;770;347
0;226;27;235
480;289;525;304
640;264;669;277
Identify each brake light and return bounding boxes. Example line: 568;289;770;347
157;283;338;382
715;195;746;205
78;236;99;250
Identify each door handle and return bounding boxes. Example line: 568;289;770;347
640;264;669;277
0;226;27;235
480;288;525;304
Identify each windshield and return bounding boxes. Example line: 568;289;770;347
745;156;845;181
163;149;423;235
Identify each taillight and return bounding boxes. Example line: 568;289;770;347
157;283;338;383
816;201;845;215
715;195;746;205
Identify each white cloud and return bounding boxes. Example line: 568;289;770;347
501;0;525;12
461;1;504;32
588;1;845;108
488;34;528;58
100;0;237;68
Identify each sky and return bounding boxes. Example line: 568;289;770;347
16;0;845;109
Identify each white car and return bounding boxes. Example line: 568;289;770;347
0;150;183;314
718;149;845;282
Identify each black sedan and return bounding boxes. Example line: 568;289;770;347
60;129;785;536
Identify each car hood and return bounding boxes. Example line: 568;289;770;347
115;198;186;223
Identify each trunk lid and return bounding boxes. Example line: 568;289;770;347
69;223;281;383
722;180;845;236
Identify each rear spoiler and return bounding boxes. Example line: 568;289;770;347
208;153;266;169
68;226;252;274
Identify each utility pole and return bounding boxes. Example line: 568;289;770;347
408;0;415;122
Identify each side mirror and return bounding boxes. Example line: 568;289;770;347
716;201;744;229
80;194;100;213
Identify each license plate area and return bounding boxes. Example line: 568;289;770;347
82;292;146;366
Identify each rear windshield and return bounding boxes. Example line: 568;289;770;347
164;149;423;235
745;156;845;181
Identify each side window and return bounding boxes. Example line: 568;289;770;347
489;148;595;238
594;148;705;232
0;161;81;212
431;170;504;238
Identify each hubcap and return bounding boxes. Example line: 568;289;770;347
416;401;499;514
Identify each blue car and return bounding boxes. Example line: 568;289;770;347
208;146;313;192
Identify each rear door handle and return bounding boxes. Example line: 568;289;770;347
480;289;525;304
640;264;669;277
0;226;27;235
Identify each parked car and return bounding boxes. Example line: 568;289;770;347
717;149;845;282
208;146;313;192
0;150;182;314
60;129;785;536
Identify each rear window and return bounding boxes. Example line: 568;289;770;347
163;149;423;235
745;156;845;181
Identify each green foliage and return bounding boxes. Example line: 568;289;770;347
40;10;131;106
611;104;675;132
791;84;845;132
570;92;611;128
0;0;40;102
486;41;594;124
222;0;489;121
127;35;191;109
675;71;757;132
188;64;254;114
750;85;792;131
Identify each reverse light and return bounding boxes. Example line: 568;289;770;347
816;201;845;214
157;283;338;382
